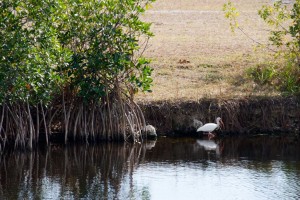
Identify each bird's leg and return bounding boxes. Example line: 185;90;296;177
208;132;215;140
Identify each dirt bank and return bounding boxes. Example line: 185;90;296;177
139;96;300;136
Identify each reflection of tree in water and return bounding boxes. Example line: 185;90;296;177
0;142;151;199
0;136;300;199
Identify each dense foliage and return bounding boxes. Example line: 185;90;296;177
257;0;300;94
0;0;65;104
0;0;155;149
224;0;300;95
1;0;153;104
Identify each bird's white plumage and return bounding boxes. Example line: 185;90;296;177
196;117;223;132
197;123;218;132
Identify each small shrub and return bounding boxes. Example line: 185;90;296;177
224;0;300;95
247;65;276;85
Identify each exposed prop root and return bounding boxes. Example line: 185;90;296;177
63;96;146;143
0;89;146;151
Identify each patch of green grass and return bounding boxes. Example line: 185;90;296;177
204;72;223;83
197;64;215;68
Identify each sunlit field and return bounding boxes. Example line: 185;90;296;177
137;0;280;102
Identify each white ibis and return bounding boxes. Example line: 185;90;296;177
196;117;224;139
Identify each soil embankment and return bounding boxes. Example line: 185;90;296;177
139;96;300;136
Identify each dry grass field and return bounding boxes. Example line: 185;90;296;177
136;0;281;102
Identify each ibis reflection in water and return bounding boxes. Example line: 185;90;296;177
196;117;224;139
196;139;224;156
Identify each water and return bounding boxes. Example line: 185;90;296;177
1;136;300;200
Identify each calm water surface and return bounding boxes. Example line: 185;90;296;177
1;136;300;200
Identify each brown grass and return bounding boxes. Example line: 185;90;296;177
136;0;281;102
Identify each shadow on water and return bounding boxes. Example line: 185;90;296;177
220;135;300;161
144;136;300;162
0;136;300;199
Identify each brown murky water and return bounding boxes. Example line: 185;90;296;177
0;136;300;199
